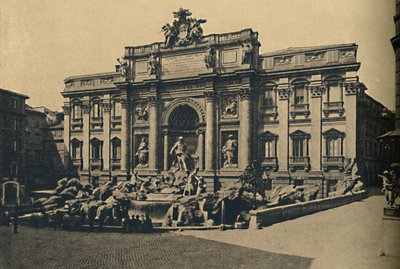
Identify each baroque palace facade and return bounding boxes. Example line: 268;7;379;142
61;9;393;196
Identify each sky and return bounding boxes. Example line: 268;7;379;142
0;0;395;111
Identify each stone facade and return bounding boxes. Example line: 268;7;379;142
61;11;394;196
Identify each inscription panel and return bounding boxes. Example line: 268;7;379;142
162;53;205;74
222;49;238;64
136;61;148;74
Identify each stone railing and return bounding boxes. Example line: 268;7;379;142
289;156;310;171
249;190;367;228
290;104;310;118
323;156;345;171
261;157;278;171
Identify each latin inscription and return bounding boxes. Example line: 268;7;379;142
162;53;205;73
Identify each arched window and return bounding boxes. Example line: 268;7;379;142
292;80;309;105
112;99;121;117
90;138;102;160
71;138;82;160
111;137;121;160
71;101;82;120
91;99;102;119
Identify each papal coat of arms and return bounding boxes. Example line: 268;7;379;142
162;8;207;48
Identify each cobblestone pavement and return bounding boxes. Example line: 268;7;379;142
182;195;400;269
0;226;312;269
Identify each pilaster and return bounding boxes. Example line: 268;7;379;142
148;95;159;171
62;103;71;173
276;82;290;172
81;101;90;172
204;89;218;172
102;99;111;172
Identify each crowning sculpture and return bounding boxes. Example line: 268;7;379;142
162;8;207;48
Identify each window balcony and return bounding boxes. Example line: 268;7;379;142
289;156;310;171
72;159;82;169
71;118;83;129
111;158;121;165
90;117;103;130
261;106;278;120
90;158;103;170
111;116;122;129
261;157;278;171
323;101;344;117
290;104;310;119
322;156;344;171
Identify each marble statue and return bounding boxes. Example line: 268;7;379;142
204;47;216;69
136;137;149;166
117;56;128;76
170;136;189;172
241;42;253;64
147;54;159;76
222;134;238;167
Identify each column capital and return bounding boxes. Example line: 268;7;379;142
102;102;112;112
62;104;71;115
81;102;90;114
277;87;289;100
238;88;253;101
148;96;158;107
309;85;325;98
121;98;129;108
343;82;364;95
203;91;219;102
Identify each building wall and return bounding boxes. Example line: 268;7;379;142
0;88;28;183
61;30;395;196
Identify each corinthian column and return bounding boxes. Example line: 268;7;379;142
204;91;217;172
197;129;205;171
239;88;253;169
148;96;159;171
81;102;90;172
163;130;169;171
120;98;130;174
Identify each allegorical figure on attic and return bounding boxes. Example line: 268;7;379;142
117;56;128;77
147;54;158;75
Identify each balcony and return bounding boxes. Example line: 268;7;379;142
290;104;310;119
111;158;121;170
289;156;310;171
71;118;83;129
90;158;103;170
111;116;122;129
91;117;103;130
323;101;344;117
72;159;82;169
261;157;278;171
322;156;345;171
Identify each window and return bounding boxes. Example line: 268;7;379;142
263;88;275;107
71;139;81;160
12;119;17;130
265;141;274;157
326;137;342;156
72;103;81;119
323;129;344;157
91;138;102;159
292;139;305;157
290;130;309;157
326;79;343;102
11;163;17;177
12;99;17;109
293;83;307;105
13;140;17;152
112;101;121;117
111;138;121;159
92;102;102;118
260;131;277;158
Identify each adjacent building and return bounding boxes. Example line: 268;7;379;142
61;9;394;196
0;88;29;204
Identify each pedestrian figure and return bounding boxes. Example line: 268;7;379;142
122;214;131;233
54;210;63;230
131;215;141;232
143;214;153;233
163;215;173;227
88;206;96;232
139;214;145;232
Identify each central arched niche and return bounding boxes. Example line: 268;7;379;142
167;105;200;166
